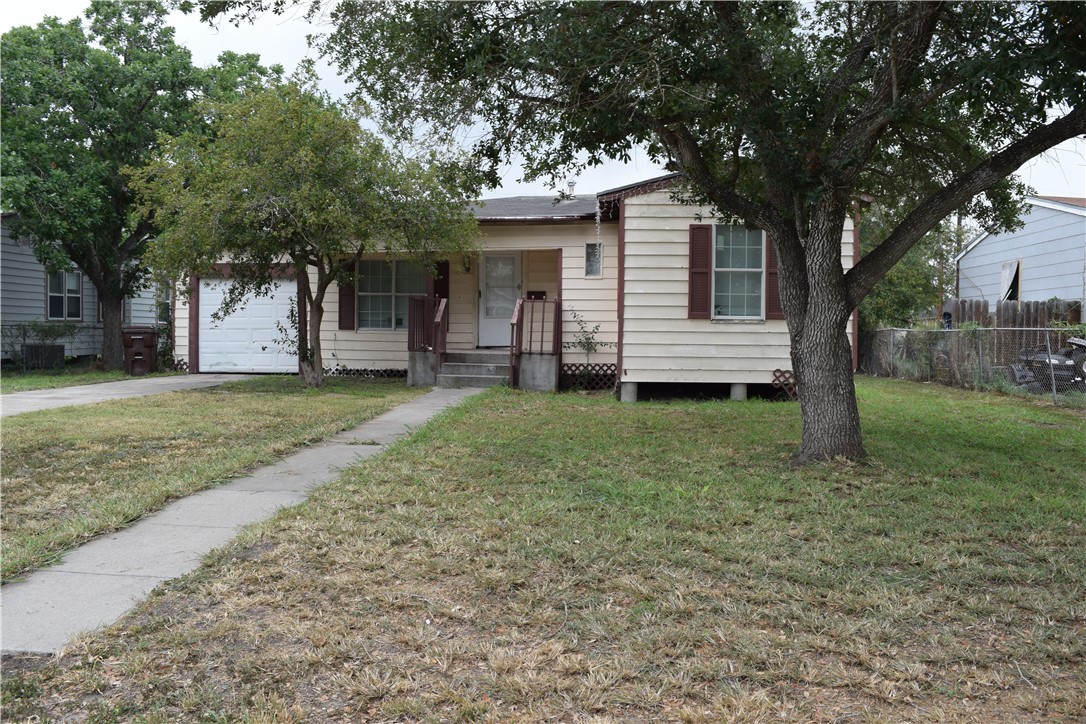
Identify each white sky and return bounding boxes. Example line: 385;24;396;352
3;1;1083;201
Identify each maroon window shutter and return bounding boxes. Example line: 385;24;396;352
338;261;356;330
688;224;712;319
765;236;785;320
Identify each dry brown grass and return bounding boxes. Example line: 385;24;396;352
0;376;424;579
2;380;1084;722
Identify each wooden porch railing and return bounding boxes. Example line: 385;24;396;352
509;297;561;388
433;298;448;368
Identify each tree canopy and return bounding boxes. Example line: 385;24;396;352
1;1;276;369
199;0;1084;461
132;73;479;385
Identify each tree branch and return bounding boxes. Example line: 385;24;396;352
845;106;1086;306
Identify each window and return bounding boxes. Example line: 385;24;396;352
156;284;172;324
585;242;603;277
357;260;427;329
713;225;764;318
47;270;82;320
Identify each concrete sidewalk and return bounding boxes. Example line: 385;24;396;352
0;386;481;654
1;374;250;418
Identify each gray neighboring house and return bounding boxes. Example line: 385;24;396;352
1;213;163;362
954;196;1086;305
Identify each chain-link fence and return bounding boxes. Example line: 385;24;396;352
862;327;1086;405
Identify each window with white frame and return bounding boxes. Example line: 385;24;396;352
356;260;427;329
47;270;82;320
713;224;764;319
585;242;603;277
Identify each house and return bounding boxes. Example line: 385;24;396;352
954;196;1086;305
0;213;166;363
173;174;856;398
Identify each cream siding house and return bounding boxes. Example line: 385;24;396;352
174;174;856;396
603;178;855;401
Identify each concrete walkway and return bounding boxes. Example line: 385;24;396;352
1;374;251;418
0;386;481;654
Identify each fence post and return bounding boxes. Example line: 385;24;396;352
889;331;895;378
1044;333;1059;405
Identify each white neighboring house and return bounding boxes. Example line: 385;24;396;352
954;196;1086;305
0;213;166;362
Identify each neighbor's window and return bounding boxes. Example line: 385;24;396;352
713;225;764;319
156;284;172;324
357;260;427;330
47;270;82;320
585;242;603;277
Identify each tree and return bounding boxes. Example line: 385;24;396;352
857;209;968;335
202;1;1084;461
131;74;479;386
0;2;274;370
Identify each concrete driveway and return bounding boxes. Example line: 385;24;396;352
0;374;251;418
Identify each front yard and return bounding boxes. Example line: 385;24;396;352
3;379;1084;721
0;377;425;580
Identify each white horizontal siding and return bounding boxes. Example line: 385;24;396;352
958;204;1085;302
620;191;853;385
319;225;620;369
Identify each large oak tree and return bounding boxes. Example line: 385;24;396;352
201;1;1084;461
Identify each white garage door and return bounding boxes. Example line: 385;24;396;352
199;279;299;373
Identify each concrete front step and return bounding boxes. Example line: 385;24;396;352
444;351;510;365
440;361;510;377
436;373;508;388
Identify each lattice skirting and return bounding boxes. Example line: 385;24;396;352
324;367;407;379
560;363;618;391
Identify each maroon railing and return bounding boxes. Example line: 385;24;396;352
509;297;561;388
433;298;448;368
407;295;434;352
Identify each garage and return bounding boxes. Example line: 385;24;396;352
198;278;298;373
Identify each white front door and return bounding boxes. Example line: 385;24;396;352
478;253;521;347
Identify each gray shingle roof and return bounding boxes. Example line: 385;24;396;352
470;195;601;220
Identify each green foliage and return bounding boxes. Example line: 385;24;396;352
0;1;276;368
131;71;479;384
562;308;615;363
857;207;973;334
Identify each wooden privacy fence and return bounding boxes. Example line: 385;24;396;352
947;298;1082;327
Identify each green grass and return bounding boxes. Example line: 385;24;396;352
0;377;425;580
3;378;1084;722
0;366;180;394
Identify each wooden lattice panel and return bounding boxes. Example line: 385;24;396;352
772;368;798;400
560;363;618;391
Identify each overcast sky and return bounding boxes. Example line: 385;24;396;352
3;1;1083;201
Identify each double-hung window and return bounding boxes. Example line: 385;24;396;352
47;270;82;320
713;225;764;319
356;260;427;330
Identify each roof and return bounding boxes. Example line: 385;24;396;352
470;195;601;222
597;173;683;202
954;195;1086;263
1035;196;1086;209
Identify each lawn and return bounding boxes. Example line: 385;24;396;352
0;366;180;394
0;376;425;580
3;378;1084;722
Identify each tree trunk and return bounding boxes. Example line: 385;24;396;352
790;305;865;464
299;295;325;387
776;201;865;464
99;293;126;372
